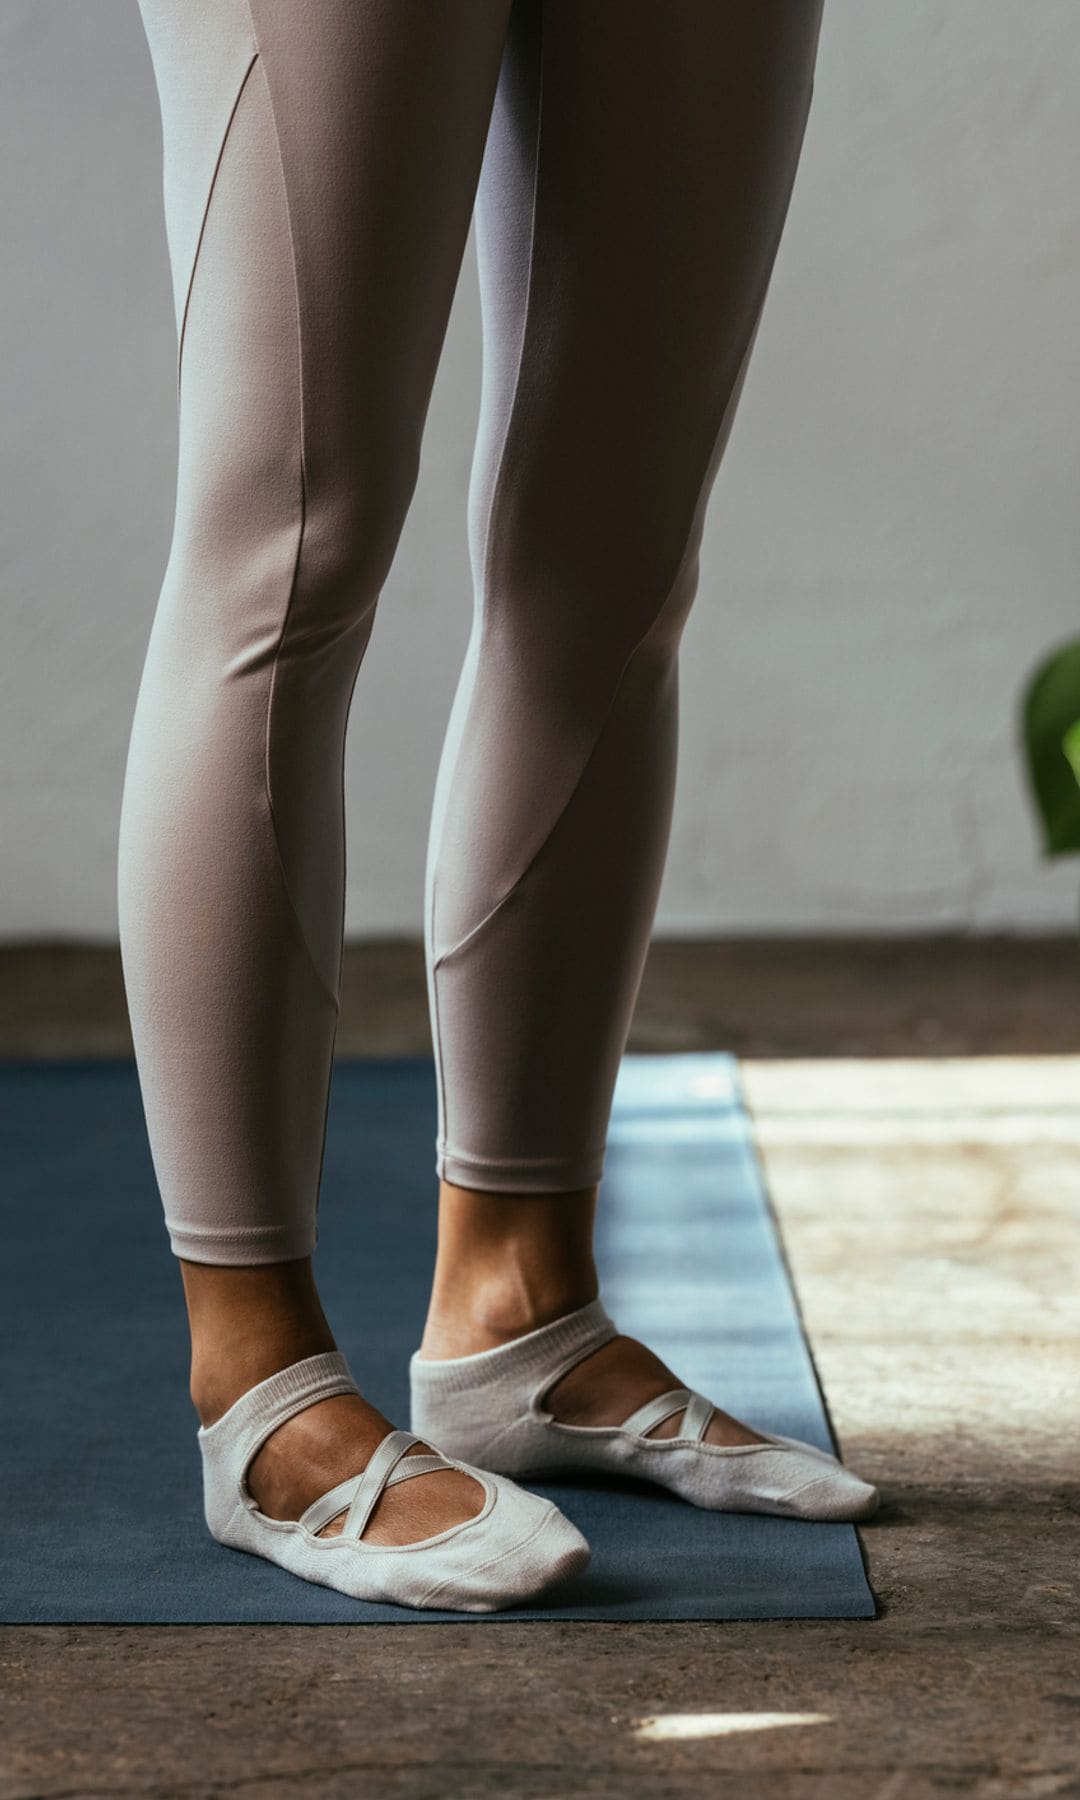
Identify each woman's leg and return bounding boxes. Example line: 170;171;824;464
119;0;514;1541
421;0;825;1441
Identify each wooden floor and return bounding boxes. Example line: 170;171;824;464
1;938;1077;1799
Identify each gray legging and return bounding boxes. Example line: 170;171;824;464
118;0;824;1266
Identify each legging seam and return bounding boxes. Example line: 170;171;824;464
243;13;339;1240
239;19;339;1019
432;198;802;978
431;629;669;972
430;3;548;1159
176;49;259;419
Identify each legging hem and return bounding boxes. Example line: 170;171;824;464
167;1223;318;1266
435;1145;605;1194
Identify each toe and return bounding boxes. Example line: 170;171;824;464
457;1506;591;1611
419;1493;590;1612
781;1465;880;1521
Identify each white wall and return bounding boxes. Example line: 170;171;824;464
2;0;1078;939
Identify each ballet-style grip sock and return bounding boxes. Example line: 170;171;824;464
410;1299;879;1523
197;1350;591;1612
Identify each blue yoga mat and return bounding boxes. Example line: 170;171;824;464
0;1052;875;1622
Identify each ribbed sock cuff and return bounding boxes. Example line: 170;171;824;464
197;1351;359;1454
409;1298;619;1397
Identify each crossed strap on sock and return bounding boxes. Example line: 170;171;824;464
618;1387;715;1442
199;1350;458;1543
299;1431;453;1539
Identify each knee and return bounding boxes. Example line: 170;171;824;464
487;441;707;664
491;509;701;672
169;430;421;652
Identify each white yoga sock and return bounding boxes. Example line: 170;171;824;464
198;1351;590;1612
410;1299;879;1523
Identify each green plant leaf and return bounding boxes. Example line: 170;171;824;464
1021;639;1080;856
1064;719;1080;787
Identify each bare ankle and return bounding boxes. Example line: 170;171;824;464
189;1328;337;1427
180;1255;338;1426
421;1271;598;1359
420;1181;600;1358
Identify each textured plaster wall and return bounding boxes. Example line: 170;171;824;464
2;0;1078;939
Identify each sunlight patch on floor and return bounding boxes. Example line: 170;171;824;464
739;1055;1080;1145
631;1712;833;1741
